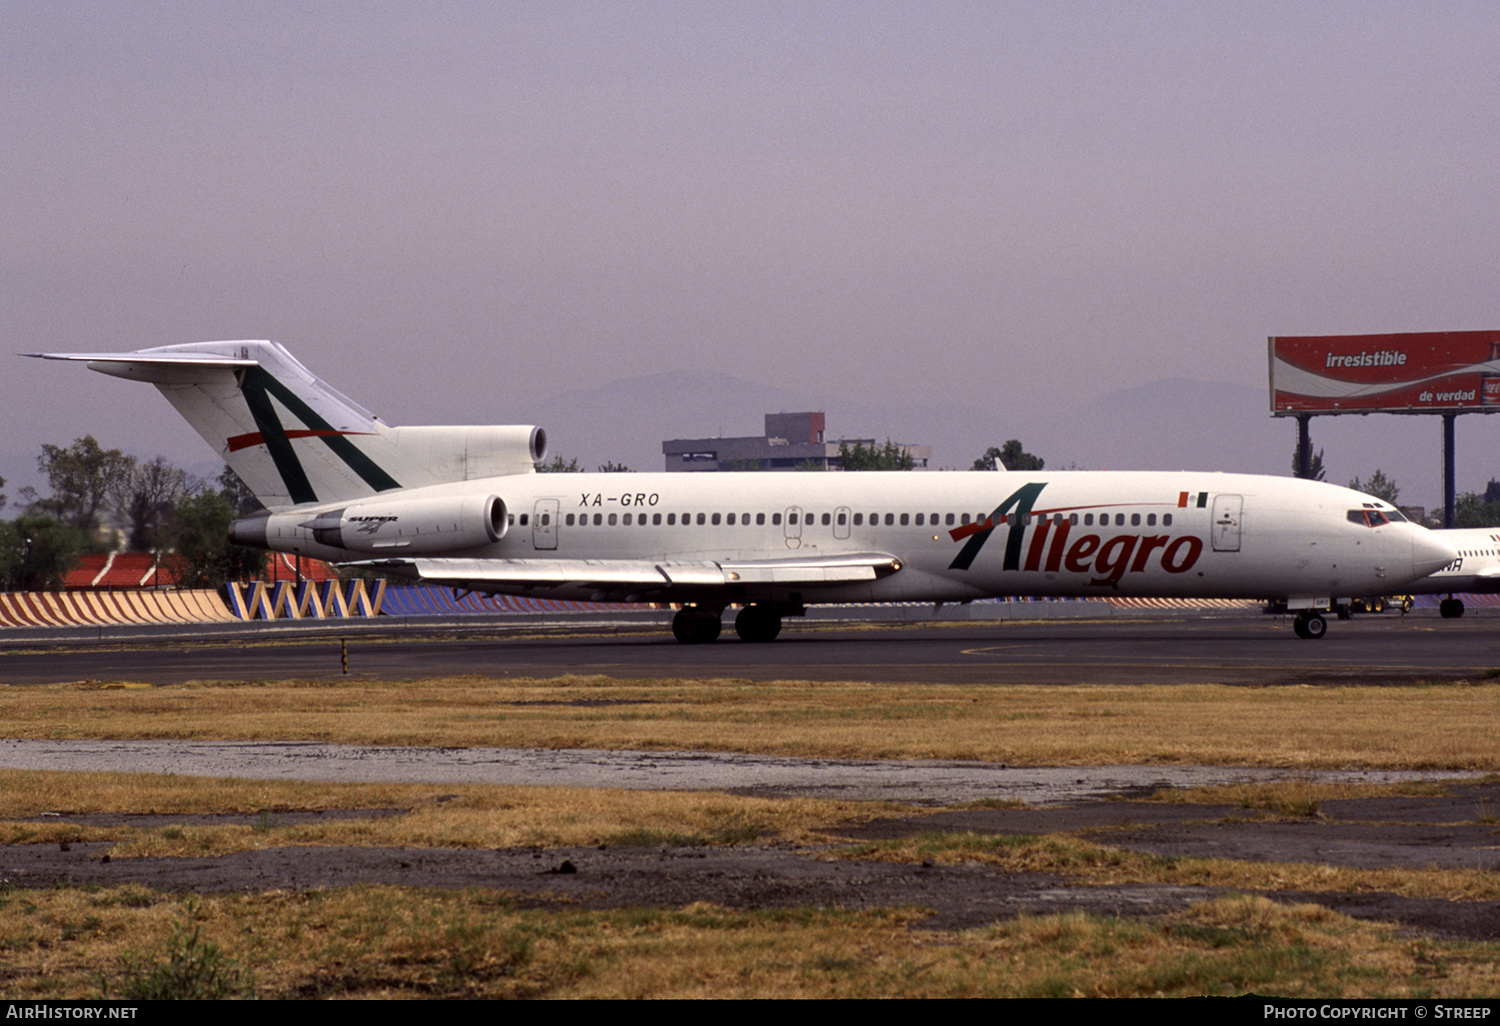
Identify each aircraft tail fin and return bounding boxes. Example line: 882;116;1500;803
31;341;546;510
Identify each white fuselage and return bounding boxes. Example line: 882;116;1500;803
244;469;1454;608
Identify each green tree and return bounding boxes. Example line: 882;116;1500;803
973;440;1044;471
1348;470;1399;505
0;515;87;591
168;491;266;590
24;436;133;534
1293;444;1326;481
217;466;262;519
837;439;915;471
534;455;581;473
1451;492;1500;529
596;461;633;473
110;456;195;552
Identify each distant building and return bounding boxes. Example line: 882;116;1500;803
662;412;931;472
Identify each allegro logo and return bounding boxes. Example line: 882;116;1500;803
948;483;1204;584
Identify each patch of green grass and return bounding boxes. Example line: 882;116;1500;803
99;900;254;1000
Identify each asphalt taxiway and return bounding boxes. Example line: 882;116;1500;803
2;611;1496;688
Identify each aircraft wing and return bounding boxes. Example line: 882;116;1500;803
361;552;901;596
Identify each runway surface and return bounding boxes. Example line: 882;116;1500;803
3;613;1497;687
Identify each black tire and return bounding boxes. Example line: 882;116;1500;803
1301;613;1327;639
1439;598;1465;619
735;605;782;643
672;609;722;644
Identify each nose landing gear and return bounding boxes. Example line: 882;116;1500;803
1292;612;1328;639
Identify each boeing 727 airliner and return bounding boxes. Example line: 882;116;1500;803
32;341;1458;642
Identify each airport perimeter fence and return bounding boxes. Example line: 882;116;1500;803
0;584;1493;629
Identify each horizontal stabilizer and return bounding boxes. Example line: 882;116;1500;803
30;340;545;509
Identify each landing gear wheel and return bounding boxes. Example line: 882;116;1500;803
734;605;783;643
1401;596;1414;614
1439;598;1466;619
1293;613;1327;640
672;608;723;644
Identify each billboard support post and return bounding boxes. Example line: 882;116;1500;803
1444;413;1456;529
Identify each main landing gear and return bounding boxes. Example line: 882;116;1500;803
671;607;722;644
1291;612;1328;640
1439;597;1466;619
733;604;782;643
670;604;789;643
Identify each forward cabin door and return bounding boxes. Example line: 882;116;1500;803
1211;494;1242;552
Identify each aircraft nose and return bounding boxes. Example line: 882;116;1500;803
1410;529;1458;579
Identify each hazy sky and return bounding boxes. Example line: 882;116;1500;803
6;1;1499;505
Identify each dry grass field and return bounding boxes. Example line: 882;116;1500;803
2;673;1498;998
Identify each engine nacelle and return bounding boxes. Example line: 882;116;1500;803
303;493;508;554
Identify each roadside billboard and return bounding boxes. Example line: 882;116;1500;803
1269;331;1500;415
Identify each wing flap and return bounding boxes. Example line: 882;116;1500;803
360;552;900;592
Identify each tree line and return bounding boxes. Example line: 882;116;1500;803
0;436;264;591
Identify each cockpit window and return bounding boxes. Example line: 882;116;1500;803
1347;509;1390;527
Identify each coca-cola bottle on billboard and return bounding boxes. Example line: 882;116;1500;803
1484;338;1500;406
